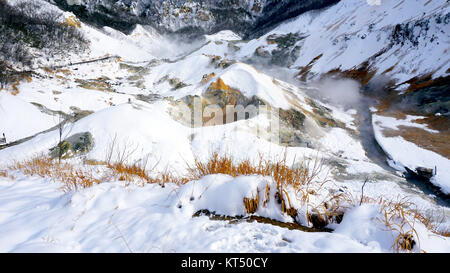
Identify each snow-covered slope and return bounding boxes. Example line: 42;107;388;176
0;94;55;142
236;0;450;83
51;0;339;37
1;175;448;253
0;0;449;253
373;113;450;194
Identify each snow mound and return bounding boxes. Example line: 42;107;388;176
0;93;55;143
205;30;242;42
177;174;294;223
207;63;291;109
0;101;194;172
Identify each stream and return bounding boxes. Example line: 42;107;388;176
357;91;450;207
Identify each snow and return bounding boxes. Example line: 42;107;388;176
0;101;194;174
209;63;292;109
335;204;450;253
0;93;56;142
373;114;439;134
1;175;448;253
1;0;449;253
205;30;242;42
236;0;450;82
373;114;450;194
319;128;367;161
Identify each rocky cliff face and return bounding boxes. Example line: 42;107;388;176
51;0;339;37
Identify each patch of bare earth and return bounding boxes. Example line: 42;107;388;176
381;126;450;159
371;74;450;159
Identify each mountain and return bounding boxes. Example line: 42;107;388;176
50;0;340;37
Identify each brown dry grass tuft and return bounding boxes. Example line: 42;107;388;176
106;162;188;187
10;155;100;192
11;82;20;95
108;162;150;182
356;196;450;251
188;152;324;190
244;196;259;214
378;198;421;252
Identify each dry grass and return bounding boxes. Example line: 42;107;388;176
8;151;447;252
62;15;81;28
244;196;259;214
11;82;20;95
306;191;350;228
355;196;450;252
188;152;324;190
106;162;188;187
108;162;151;182
378;198;421;252
188;151;328;220
10;155;101;192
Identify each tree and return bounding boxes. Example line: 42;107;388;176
55;113;73;162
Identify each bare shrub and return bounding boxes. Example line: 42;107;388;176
0;0;89;69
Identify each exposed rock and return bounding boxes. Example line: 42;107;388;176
51;0;340;38
208;55;237;69
255;46;271;58
157;75;189;90
405;166;434;183
49;132;94;159
135;93;162;103
200;72;216;84
307;213;328;229
169;78;324;147
278;108;306;128
227;42;241;52
416;167;434;180
69;106;94;120
75;77;114;92
396;76;450;117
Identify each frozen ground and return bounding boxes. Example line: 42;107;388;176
0;174;448;253
0;0;449;253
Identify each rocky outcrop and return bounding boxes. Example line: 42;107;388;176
50;132;94;159
50;0;340;37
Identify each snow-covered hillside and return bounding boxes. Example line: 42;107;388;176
236;0;450;83
0;0;449;253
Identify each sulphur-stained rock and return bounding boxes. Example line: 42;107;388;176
208;55;236;69
200;73;216;85
278;108;306;128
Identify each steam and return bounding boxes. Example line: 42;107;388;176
247;58;363;110
125;24;205;60
312;78;362;109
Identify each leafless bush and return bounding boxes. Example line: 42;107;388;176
0;0;89;70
